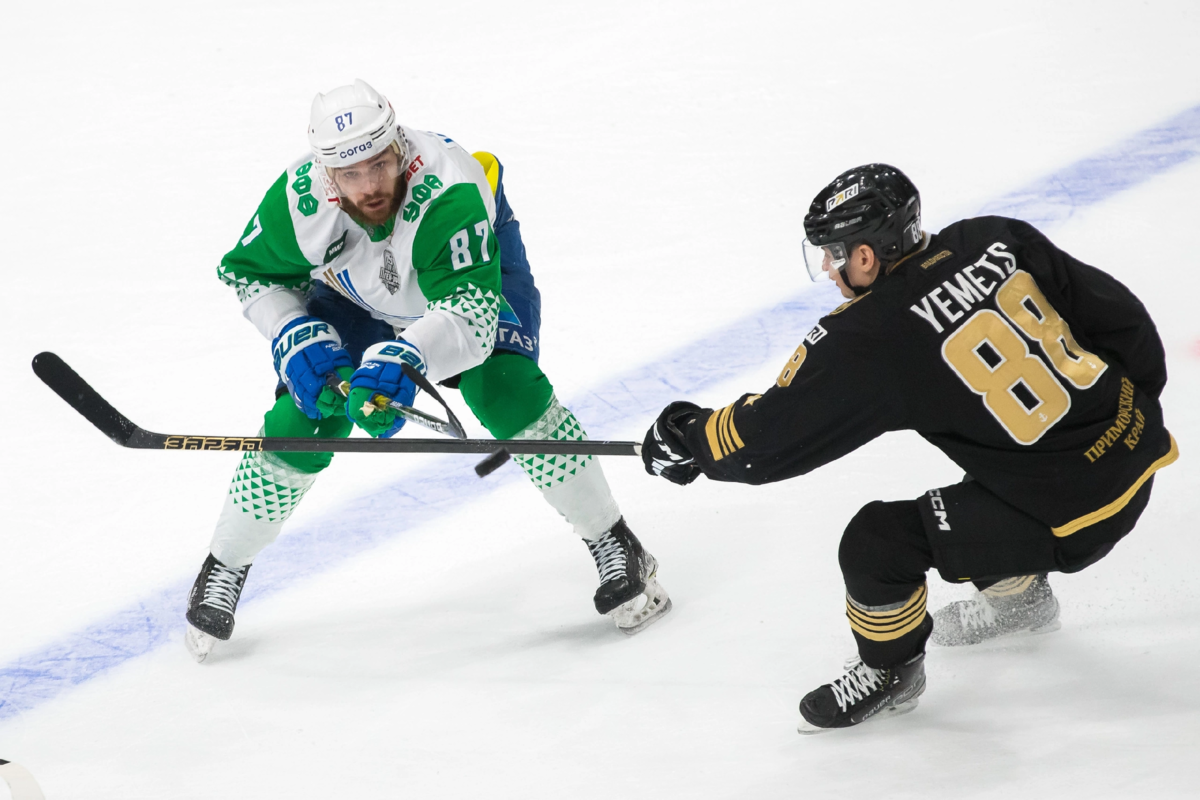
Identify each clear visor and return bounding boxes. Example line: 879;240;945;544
322;142;405;200
802;239;848;283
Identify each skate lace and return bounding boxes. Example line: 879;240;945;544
202;563;247;614
959;596;997;631
587;532;628;585
829;657;886;713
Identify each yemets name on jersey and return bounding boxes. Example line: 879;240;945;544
683;216;1177;537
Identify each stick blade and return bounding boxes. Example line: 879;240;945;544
32;352;140;446
0;760;46;800
402;362;468;439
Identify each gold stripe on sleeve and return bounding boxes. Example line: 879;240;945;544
705;411;725;461
704;403;747;462
716;406;732;456
724;405;744;451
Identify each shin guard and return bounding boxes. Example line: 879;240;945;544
209;447;319;568
511;396;621;540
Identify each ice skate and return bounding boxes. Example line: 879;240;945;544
185;553;251;663
184;624;220;663
797;653;926;734
931;574;1060;647
586;518;672;635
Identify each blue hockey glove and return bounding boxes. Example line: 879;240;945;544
643;401;703;485
272;316;354;419
346;340;426;438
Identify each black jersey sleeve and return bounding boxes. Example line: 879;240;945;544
1004;218;1167;399
679;299;906;485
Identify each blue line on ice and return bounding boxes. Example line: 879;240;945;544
978;103;1200;227
3;103;1199;721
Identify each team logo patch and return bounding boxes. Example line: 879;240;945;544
804;324;828;345
825;183;860;212
380;250;399;294
498;295;522;327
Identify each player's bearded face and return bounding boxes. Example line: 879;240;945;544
331;149;404;226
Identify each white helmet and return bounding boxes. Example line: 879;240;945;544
308;79;406;170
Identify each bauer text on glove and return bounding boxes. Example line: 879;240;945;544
272;316;354;419
346;340;426;438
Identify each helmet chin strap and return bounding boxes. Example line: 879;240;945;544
838;266;872;297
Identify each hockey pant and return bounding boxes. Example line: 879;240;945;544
839;476;1154;669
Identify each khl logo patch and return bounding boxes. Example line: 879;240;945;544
380;250;399;295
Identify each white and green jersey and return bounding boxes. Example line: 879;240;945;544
218;126;501;382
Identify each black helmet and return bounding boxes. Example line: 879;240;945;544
802;164;922;291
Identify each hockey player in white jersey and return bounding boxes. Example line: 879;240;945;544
184;80;671;661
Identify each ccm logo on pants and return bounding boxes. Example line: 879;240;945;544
928;489;951;531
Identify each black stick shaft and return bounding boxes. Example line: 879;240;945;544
142;431;638;455
33;352;640;456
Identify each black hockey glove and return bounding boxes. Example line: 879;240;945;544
643;401;703;485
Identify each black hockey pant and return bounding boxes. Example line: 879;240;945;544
839;477;1155;669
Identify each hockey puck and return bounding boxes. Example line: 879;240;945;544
474;448;511;478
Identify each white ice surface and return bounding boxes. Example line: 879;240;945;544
2;1;1199;797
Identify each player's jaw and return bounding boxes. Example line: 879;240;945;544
342;184;402;226
827;244;881;298
332;151;405;226
827;261;853;298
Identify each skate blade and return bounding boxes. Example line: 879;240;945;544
796;698;920;735
610;579;672;635
184;624;219;663
932;618;1062;647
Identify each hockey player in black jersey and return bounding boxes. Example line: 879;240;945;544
642;164;1178;733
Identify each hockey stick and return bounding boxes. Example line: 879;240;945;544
32;352;640;458
327;365;467;440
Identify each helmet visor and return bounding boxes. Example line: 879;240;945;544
802;239;848;283
322;144;404;201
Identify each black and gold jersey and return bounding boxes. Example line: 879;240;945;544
681;215;1178;536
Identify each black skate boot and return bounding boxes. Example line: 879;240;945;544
585;518;672;635
184;553;251;662
931;574;1060;646
797;653;927;734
